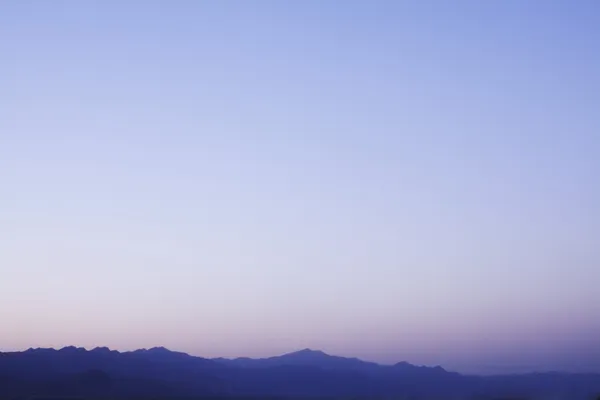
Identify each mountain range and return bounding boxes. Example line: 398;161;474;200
1;346;599;400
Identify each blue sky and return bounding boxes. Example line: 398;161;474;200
1;1;599;374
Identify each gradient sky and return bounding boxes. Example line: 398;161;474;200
1;0;599;375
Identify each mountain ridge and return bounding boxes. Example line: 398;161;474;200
1;346;599;399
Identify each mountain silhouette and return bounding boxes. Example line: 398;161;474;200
214;348;382;372
1;346;599;399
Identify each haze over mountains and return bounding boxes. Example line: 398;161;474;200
1;346;599;400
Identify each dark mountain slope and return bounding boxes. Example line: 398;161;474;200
0;347;224;396
214;348;381;372
1;346;599;399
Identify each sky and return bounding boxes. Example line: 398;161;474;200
1;0;599;375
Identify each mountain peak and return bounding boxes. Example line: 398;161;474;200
294;348;326;355
132;347;193;360
283;348;331;358
59;346;85;353
134;346;172;354
148;346;170;352
91;346;112;353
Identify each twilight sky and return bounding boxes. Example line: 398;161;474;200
1;1;599;375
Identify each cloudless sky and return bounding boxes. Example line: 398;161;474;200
1;0;599;374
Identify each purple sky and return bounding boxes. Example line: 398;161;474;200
1;1;599;375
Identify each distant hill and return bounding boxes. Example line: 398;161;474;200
1;346;599;400
213;348;382;372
